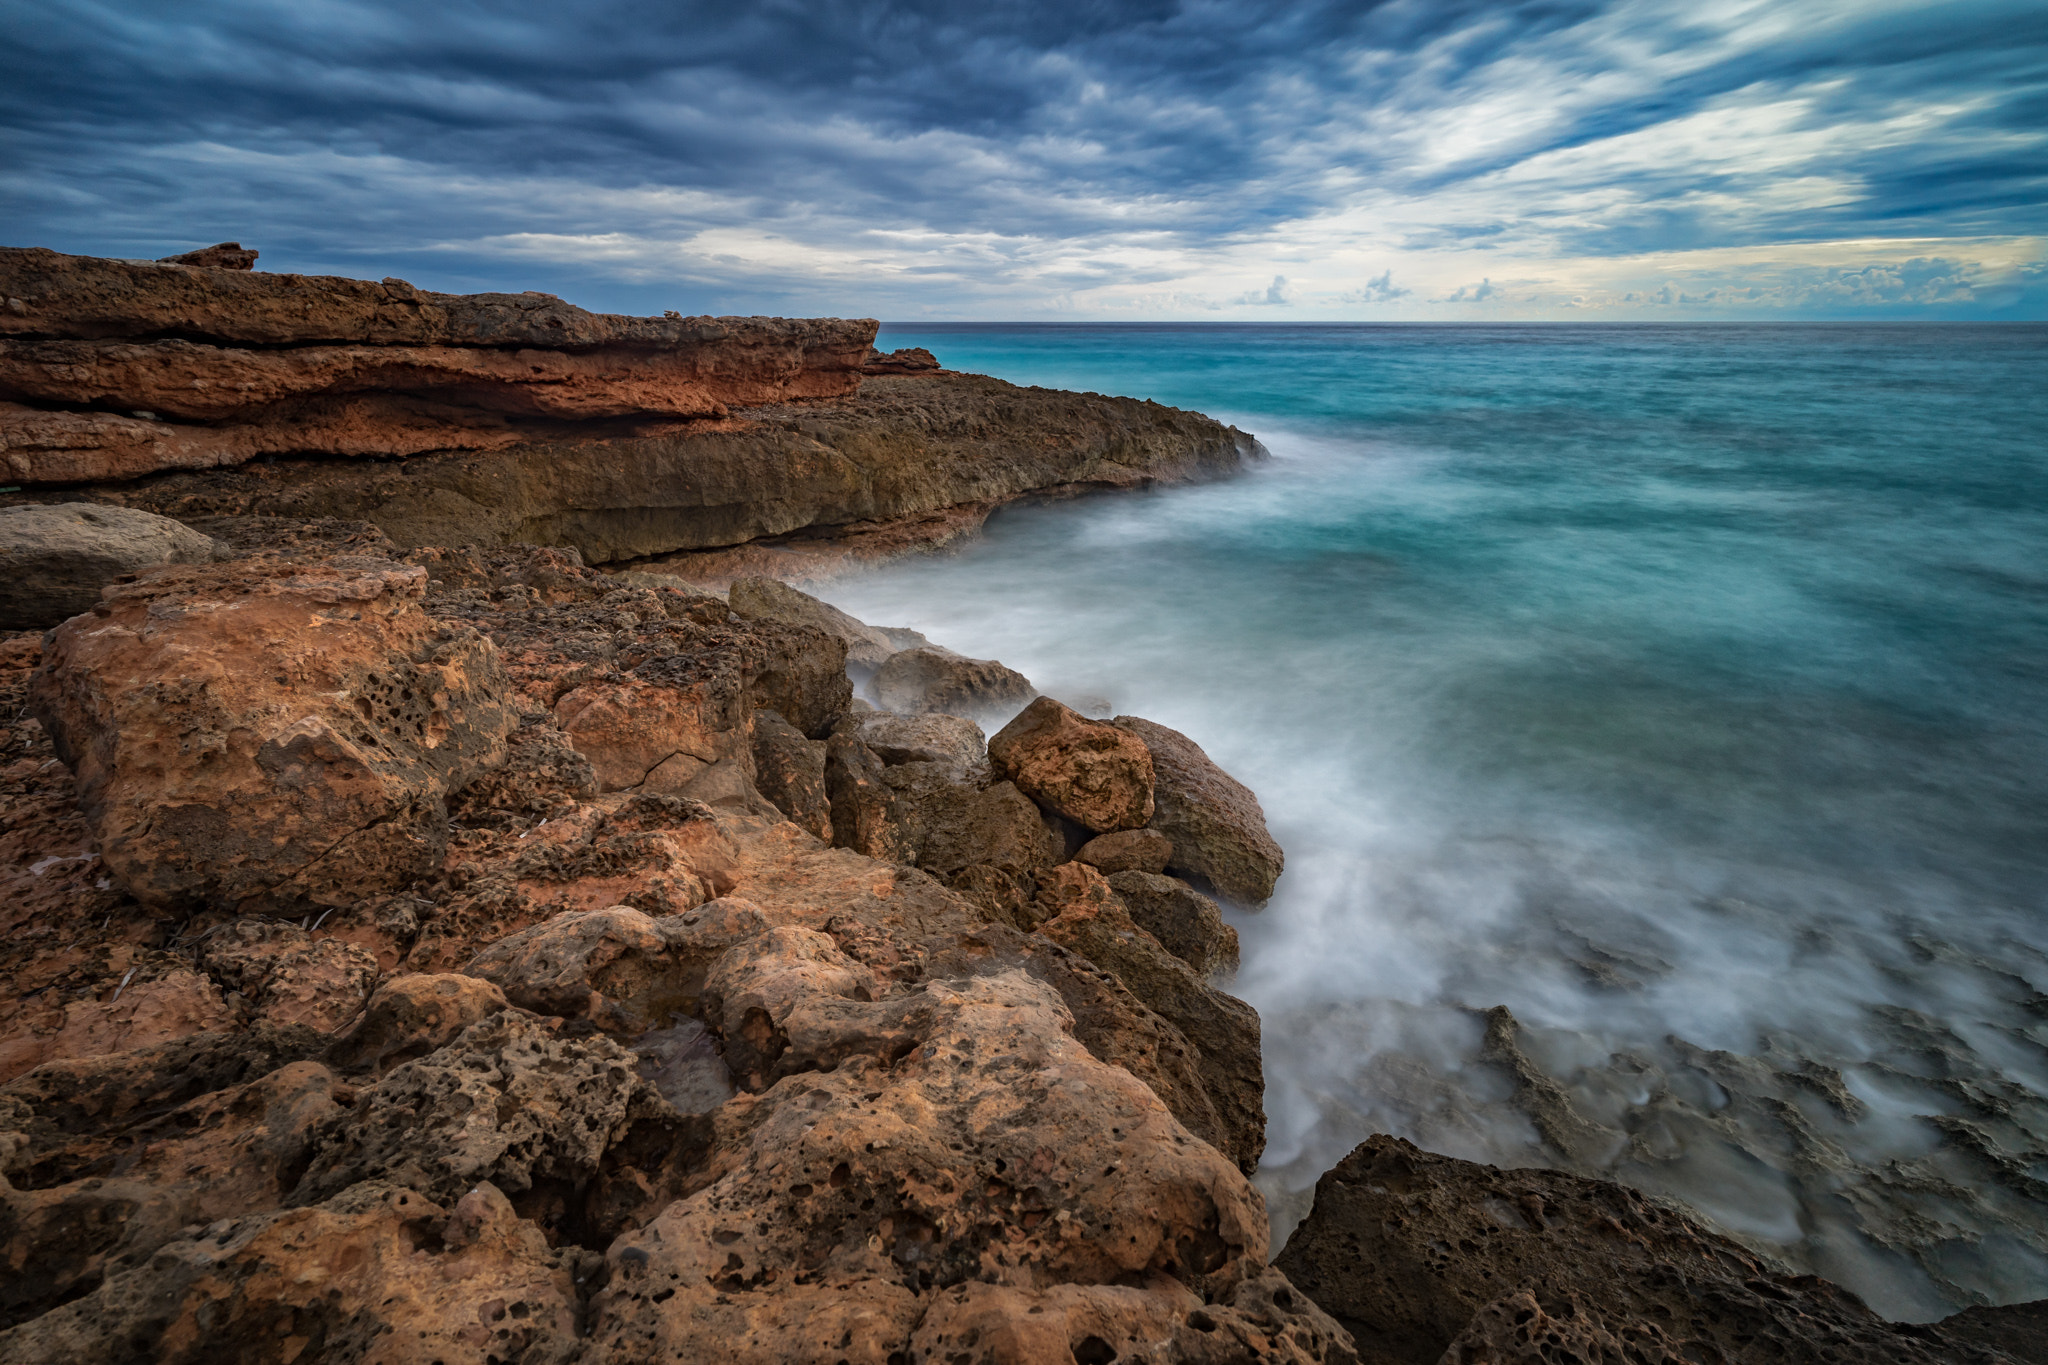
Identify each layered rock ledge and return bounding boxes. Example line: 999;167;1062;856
0;246;1258;585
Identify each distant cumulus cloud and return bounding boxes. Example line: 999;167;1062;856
0;0;2041;318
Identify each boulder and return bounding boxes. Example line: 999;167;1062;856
872;644;1034;720
1274;1134;1990;1365
1075;826;1173;874
751;709;832;840
587;927;1338;1365
855;709;988;780
462;900;767;1034
1114;715;1283;905
28;557;515;914
728;575;912;671
292;1010;663;1209
323;973;508;1075
1032;863;1265;1173
0;502;220;629
913;779;1062;878
1108;870;1240;978
825;733;921;864
991;696;1155;834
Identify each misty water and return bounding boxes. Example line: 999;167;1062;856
831;323;2048;1319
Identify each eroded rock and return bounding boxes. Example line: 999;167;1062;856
29;556;515;913
1115;715;1283;906
1274;1135;1991;1365
1077;826;1175;875
1108;870;1240;978
991;696;1156;834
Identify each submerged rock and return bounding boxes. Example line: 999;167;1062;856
0;501;221;629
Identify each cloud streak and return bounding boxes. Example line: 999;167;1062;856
0;0;2041;317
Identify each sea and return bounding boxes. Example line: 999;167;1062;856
827;322;2048;1320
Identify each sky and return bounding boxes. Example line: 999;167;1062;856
2;0;2044;320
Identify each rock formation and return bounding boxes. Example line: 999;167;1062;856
1;248;1257;582
1276;1134;2038;1365
0;526;1341;1362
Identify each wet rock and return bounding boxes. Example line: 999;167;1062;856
1115;715;1283;906
728;574;910;672
825;733;922;864
751;708;832;840
1034;864;1265;1173
0;502;221;629
855;709;988;780
873;644;1034;721
29;556;515;914
0;1180;591;1365
1273;1134;1989;1365
1108;870;1240;978
1077;826;1174;875
1936;1301;2048;1362
991;696;1156;834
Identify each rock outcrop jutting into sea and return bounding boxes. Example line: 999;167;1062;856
0;246;1347;1364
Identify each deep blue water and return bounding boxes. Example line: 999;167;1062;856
835;323;2048;1318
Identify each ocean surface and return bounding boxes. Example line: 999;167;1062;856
835;322;2048;1319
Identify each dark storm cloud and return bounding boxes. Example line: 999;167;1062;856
0;0;2042;314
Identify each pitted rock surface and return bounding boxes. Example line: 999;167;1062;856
29;555;515;913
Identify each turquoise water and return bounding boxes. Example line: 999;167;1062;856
837;323;2048;1318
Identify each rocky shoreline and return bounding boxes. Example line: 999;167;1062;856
0;246;2041;1364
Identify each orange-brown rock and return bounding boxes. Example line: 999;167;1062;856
0;246;875;484
1033;863;1265;1173
0;1181;594;1365
1116;714;1284;906
1077;825;1174;874
992;695;1156;833
589;927;1352;1364
0;533;1346;1364
28;556;516;914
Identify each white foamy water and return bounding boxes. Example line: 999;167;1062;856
824;324;2048;1318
